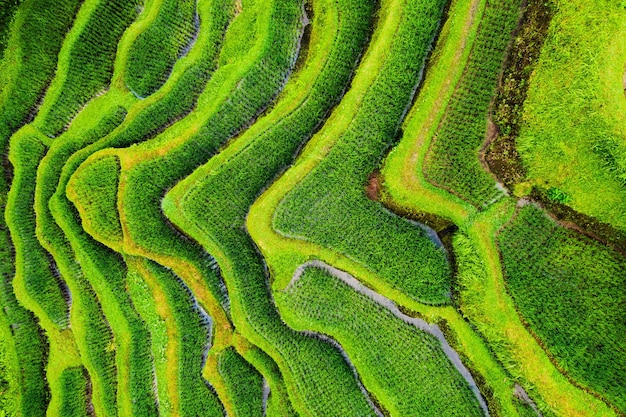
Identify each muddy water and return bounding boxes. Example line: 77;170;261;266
261;378;270;415
290;260;491;416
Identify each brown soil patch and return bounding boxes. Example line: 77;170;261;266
365;170;382;201
479;117;499;167
485;117;499;145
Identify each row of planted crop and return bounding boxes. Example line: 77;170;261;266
3;0;166;414
132;258;226;417
33;0;142;138
67;0;305;413
126;0;199;97
163;0;460;414
497;204;626;413
235;0;555;414
0;0;86;413
423;0;523;206
38;0;242;413
54;0;288;412
278;266;484;416
56;0;302;412
0;0;225;413
162;0;380;413
72;0;398;414
269;0;450;304
67;0;297;347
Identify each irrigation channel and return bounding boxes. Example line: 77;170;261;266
290;260;491;416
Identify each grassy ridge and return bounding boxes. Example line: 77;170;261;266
498;205;626;413
6;128;70;328
0;0;84;330
137;259;225;417
423;0;522;207
68;2;300;411
164;0;389;414
379;0;618;414
0;0;82;146
113;0;304;268
126;258;174;416
272;0;449;304
0;223;48;417
43;1;235;412
0;2;83;411
3;1;166;411
70;0;322;412
27;0;227;412
0;1;58;410
57;0;232;249
232;335;297;417
36;106;129;417
126;0;198;97
56;367;90;417
67;154;124;242
0;0;22;55
48;143;157;416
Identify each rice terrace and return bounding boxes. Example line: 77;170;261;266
0;0;624;415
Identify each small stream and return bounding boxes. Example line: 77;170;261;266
290;260;491;416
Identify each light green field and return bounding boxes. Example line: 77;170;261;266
515;0;626;230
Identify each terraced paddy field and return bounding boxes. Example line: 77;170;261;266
0;0;624;416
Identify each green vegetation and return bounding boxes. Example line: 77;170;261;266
218;347;264;417
0;0;82;146
165;0;395;414
0;331;17;416
7;129;70;328
68;9;306;411
0;189;48;417
0;0;22;55
67;155;123;242
379;0;620;414
126;0;198;97
34;0;140;137
273;0;450;304
56;367;90;417
139;260;225;417
514;0;626;230
278;266;484;416
36;106;127;417
0;6;84;407
125;259;173;416
0;0;624;415
498;205;626;413
423;0;522;206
